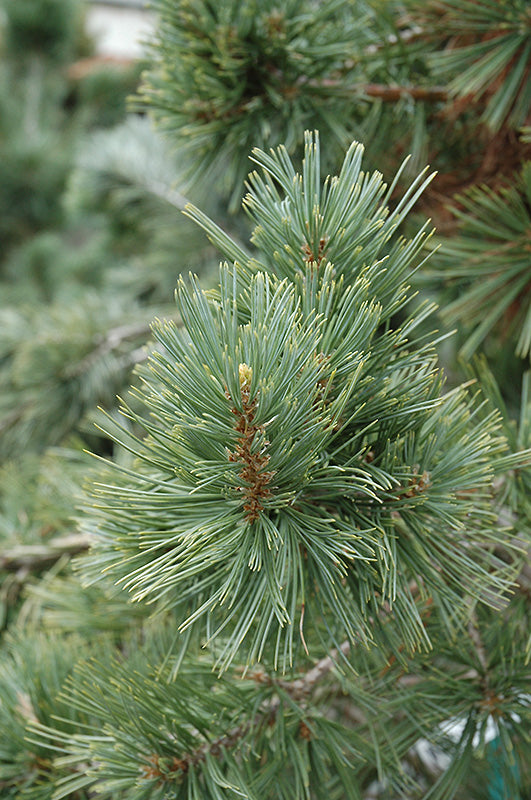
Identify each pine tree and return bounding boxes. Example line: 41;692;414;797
1;2;531;799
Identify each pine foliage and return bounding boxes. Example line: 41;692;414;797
22;134;526;800
426;0;531;131
431;162;531;359
138;0;370;205
1;1;531;799
81;135;521;674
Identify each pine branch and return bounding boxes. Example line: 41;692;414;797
2;1;531;796
64;321;154;378
0;534;90;572
432;163;531;359
429;0;531;130
143;722;253;778
28;636;364;797
256;640;352;701
146;642;355;778
306;78;449;103
80;133;526;677
0;299;164;459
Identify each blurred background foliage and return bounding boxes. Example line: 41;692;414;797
0;0;219;638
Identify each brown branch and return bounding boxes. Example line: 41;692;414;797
250;640;352;702
300;74;449;103
193;74;449;125
299;640;352;692
0;534;91;572
143;641;354;783
362;83;448;102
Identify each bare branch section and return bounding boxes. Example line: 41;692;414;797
362;83;448;102
307;78;448;103
0;534;91;572
259;640;352;700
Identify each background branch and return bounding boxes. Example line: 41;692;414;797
0;534;91;572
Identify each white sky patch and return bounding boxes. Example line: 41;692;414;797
85;6;155;58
